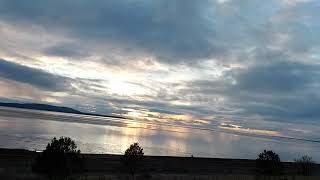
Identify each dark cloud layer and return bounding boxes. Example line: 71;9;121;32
0;0;317;64
0;0;217;63
236;61;320;94
177;59;320;123
44;43;90;58
0;59;71;91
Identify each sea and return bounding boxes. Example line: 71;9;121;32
0;107;320;162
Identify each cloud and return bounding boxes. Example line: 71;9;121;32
0;0;318;65
235;61;320;94
44;43;90;58
0;0;319;140
0;59;71;91
0;0;218;64
177;59;320;124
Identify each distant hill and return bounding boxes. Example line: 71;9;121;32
0;102;82;114
0;102;124;119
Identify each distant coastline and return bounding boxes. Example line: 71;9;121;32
0;102;125;119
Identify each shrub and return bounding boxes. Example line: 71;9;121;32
33;137;83;180
256;150;282;175
294;155;314;176
122;142;144;178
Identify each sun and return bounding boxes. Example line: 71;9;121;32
108;80;148;96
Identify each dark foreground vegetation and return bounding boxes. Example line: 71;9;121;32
32;137;83;179
0;137;319;180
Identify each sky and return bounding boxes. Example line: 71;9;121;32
0;0;319;139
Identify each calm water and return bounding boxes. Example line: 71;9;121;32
0;107;320;162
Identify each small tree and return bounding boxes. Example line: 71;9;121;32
294;155;314;176
122;142;144;178
33;137;83;180
256;150;282;175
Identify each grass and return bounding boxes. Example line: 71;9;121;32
70;175;320;180
1;171;320;180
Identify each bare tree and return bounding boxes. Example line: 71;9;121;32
294;155;314;176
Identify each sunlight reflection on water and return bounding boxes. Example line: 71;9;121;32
0;107;320;162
